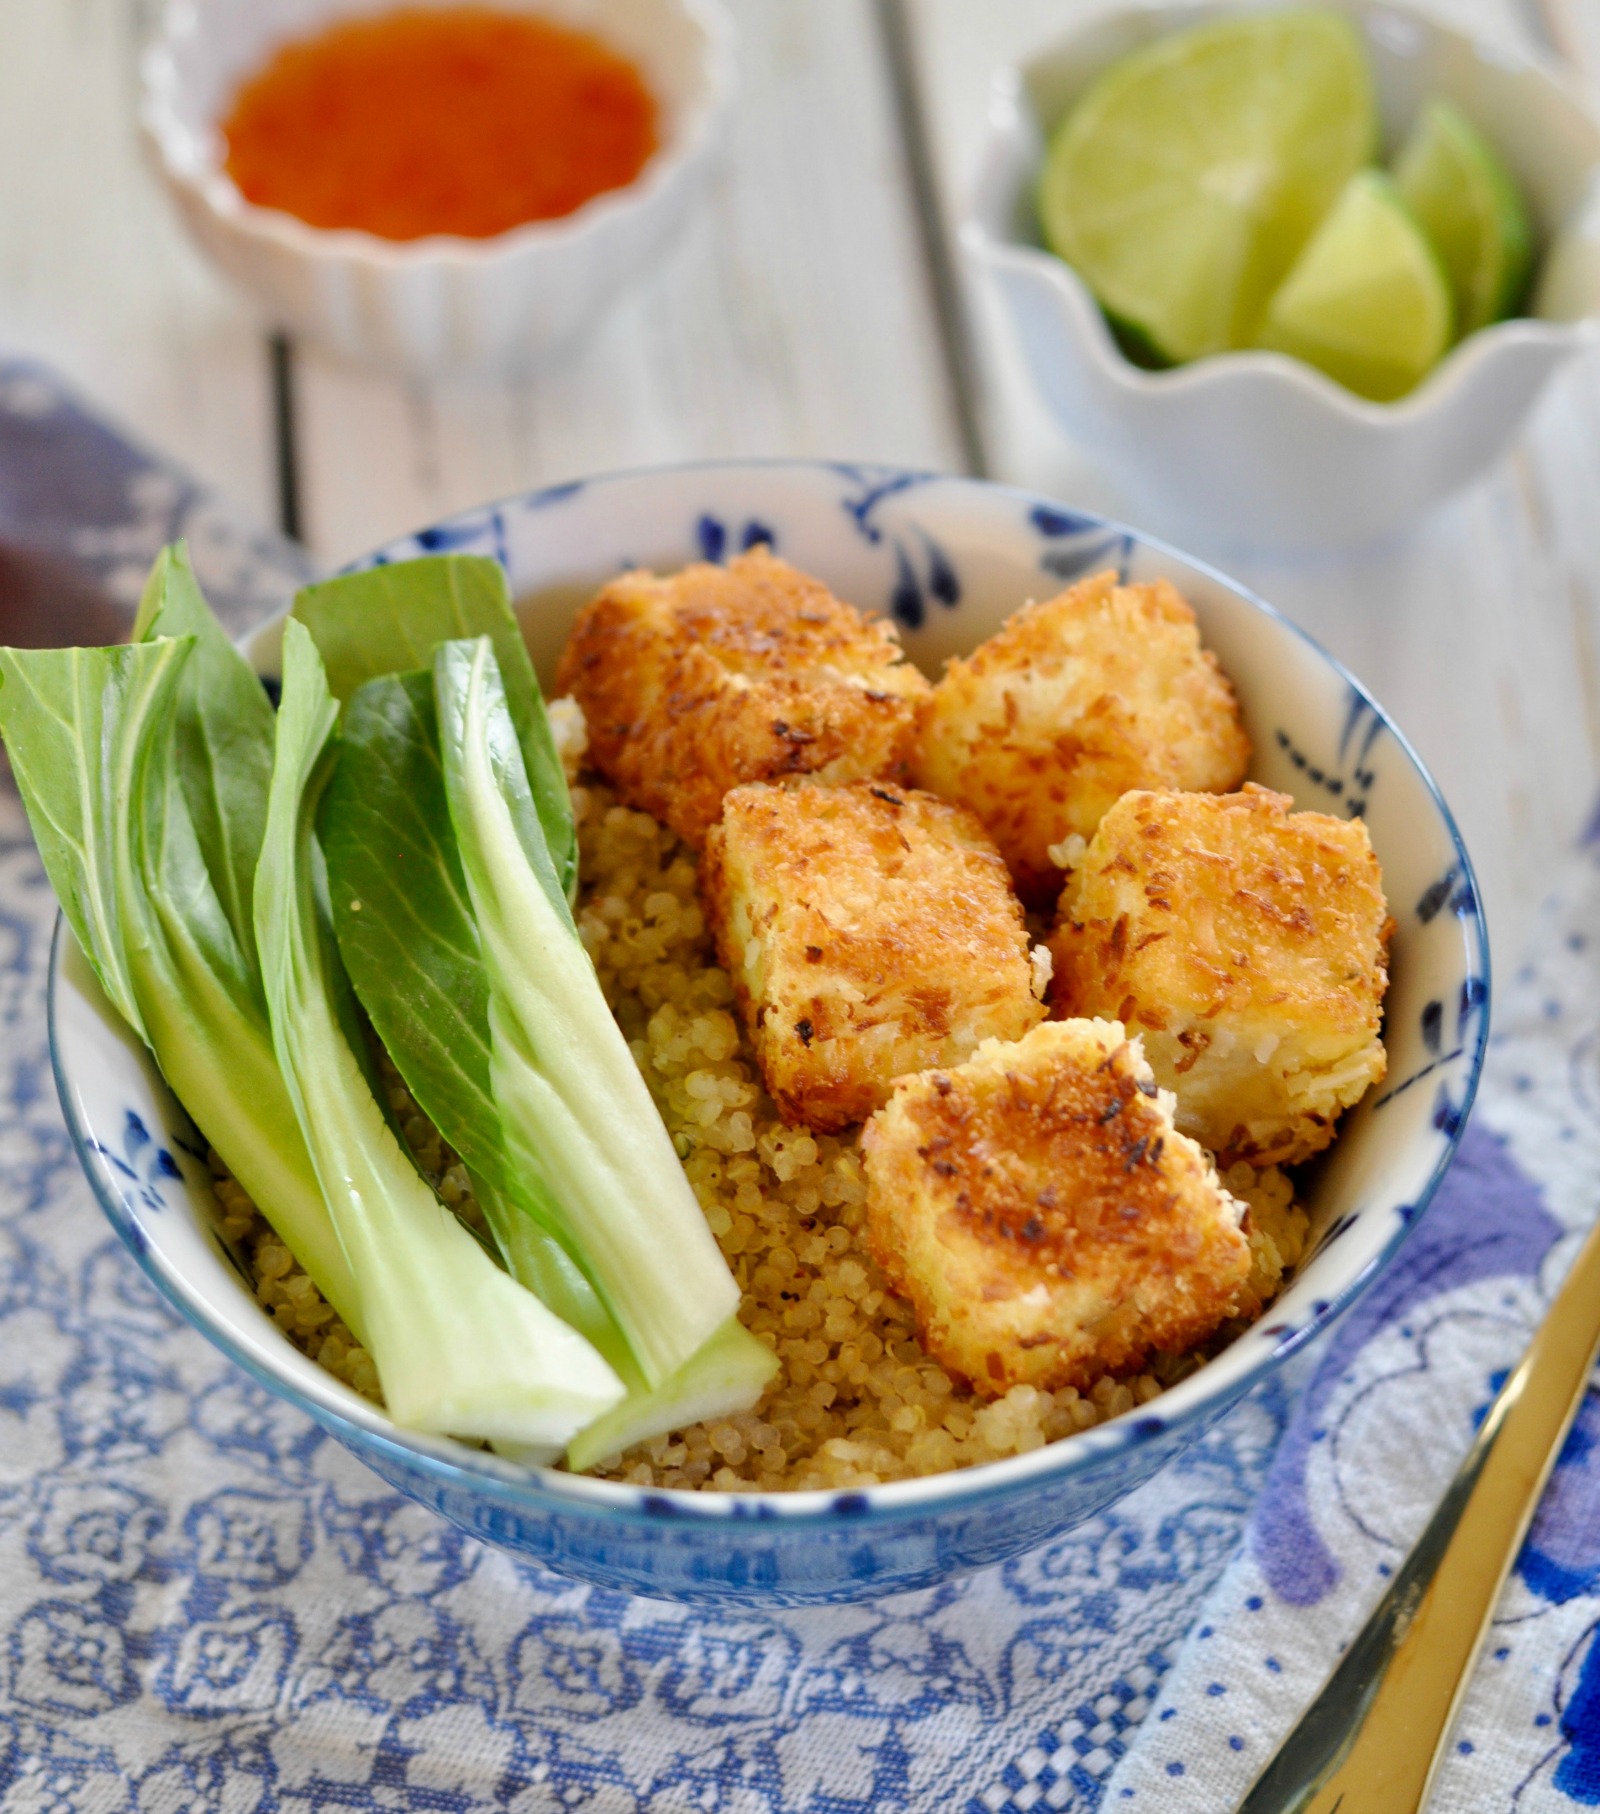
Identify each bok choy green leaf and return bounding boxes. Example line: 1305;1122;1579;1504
0;621;361;1337
0;640;157;1038
255;620;624;1445
433;634;741;1389
134;542;275;962
319;672;507;1198
291;555;575;903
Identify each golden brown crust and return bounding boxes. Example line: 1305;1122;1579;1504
1049;785;1391;1166
554;548;930;849
702;780;1044;1133
913;569;1251;902
861;1020;1253;1394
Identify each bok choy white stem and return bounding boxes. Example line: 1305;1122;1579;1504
563;1317;777;1474
433;635;741;1388
319;662;774;1464
254;621;624;1444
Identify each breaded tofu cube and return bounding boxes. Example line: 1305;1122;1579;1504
913;569;1250;902
1049;786;1390;1167
702;780;1045;1132
554;548;930;849
861;1019;1252;1394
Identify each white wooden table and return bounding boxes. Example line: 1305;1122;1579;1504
7;0;1598;983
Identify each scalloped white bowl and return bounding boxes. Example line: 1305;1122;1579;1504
48;462;1489;1604
141;0;734;374
965;0;1600;551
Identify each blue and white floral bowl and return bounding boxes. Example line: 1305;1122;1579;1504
48;462;1488;1605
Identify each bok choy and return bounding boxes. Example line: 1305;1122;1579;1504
6;543;771;1470
432;635;742;1387
0;550;361;1335
309;594;773;1458
254;621;625;1446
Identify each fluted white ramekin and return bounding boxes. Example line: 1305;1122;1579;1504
964;0;1600;552
142;0;734;375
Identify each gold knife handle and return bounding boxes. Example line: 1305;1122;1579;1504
1238;1209;1600;1814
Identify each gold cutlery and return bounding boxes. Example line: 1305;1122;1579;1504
1238;1207;1600;1811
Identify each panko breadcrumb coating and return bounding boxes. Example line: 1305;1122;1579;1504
861;1020;1253;1394
703;780;1046;1133
554;547;929;849
200;740;1308;1489
1050;785;1391;1167
914;569;1250;902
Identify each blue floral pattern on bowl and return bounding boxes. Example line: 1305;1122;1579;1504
50;461;1489;1604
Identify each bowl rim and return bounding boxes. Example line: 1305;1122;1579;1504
138;0;737;268
49;457;1492;1529
962;0;1600;426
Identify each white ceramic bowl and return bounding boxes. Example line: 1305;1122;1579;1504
48;462;1488;1604
965;0;1600;552
141;0;734;374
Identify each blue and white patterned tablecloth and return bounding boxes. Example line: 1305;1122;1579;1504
0;361;1595;1813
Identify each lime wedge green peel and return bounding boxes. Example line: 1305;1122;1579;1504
1393;97;1534;337
1037;9;1378;363
1256;170;1454;402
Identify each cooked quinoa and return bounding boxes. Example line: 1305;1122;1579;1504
206;1147;382;1403
202;734;1308;1492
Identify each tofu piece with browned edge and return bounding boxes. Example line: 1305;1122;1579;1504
702;780;1044;1132
861;1019;1252;1394
1049;786;1391;1167
554;548;930;849
914;569;1250;902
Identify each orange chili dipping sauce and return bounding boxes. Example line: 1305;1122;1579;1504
221;7;659;242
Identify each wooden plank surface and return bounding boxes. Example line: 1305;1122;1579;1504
290;0;965;566
0;0;279;540
908;0;1600;977
1525;0;1597;67
7;0;1600;986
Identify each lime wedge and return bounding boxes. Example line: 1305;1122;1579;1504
1256;170;1453;401
1037;10;1378;363
1393;97;1534;336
